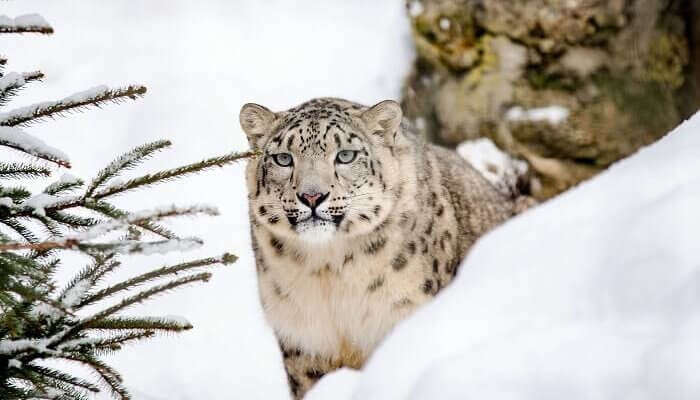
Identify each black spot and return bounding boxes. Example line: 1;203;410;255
391;253;408;271
373;205;381;216
259;206;267;216
367;275;385;292
343;253;354;266
270;236;284;255
436;205;444;217
422;279;434;294
424;221;433;235
268;215;280;224
364;236;387;254
407;241;416;255
432;259;439;274
288;373;300;397
306;369;326;381
282;347;302;359
359;213;371;222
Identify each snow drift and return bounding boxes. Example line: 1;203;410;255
308;111;700;400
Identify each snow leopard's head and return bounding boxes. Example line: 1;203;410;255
241;98;406;245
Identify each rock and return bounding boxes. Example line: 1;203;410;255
401;0;698;199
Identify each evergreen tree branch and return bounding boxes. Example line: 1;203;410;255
0;71;44;107
0;162;51;180
23;364;100;393
85;140;171;197
77;253;236;308
0;84;146;127
92;150;259;198
83;201;176;239
0;126;71;168
49;273;211;348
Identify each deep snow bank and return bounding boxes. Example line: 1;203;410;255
308;111;700;400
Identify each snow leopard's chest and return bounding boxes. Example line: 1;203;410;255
254;204;460;360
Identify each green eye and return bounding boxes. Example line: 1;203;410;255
336;150;357;164
272;153;293;167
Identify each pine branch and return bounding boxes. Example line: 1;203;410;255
76;253;236;308
0;71;44;107
0;84;146;127
59;355;129;399
0;162;51;180
85;140;171;197
0;126;71;168
83;201;176;239
0;14;54;35
49;273;212;347
23;364;100;393
85;317;192;332
92;150;259;198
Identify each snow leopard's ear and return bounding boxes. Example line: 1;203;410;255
240;103;277;150
360;100;403;146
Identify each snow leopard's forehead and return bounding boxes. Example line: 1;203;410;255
265;98;371;156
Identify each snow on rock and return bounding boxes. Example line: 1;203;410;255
312;111;700;399
506;105;570;125
457;137;528;196
8;359;21;369
408;1;424;17
0;126;70;164
0;197;13;208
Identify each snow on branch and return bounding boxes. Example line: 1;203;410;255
0;84;147;127
0;126;71;167
0;14;54;35
0;205;218;251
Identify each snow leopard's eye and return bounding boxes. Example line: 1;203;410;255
272;153;293;167
336;150;358;164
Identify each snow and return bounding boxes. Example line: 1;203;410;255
0;197;13;208
23;192;59;217
439;17;450;31
9;13;51;29
506;105;570;125
0;1;410;398
309;111;700;399
0;85;117;126
408;1;424;17
60;279;91;308
8;359;22;369
457;137;528;196
0;72;26;92
0;126;70;164
0;13;51;30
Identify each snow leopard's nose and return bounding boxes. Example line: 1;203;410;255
297;192;329;209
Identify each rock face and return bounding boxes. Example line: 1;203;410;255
402;0;699;199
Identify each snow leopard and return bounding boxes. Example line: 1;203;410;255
240;97;522;399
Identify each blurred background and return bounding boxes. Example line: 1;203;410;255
2;0;699;398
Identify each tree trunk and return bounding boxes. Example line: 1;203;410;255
402;0;698;199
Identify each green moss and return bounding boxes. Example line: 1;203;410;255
645;33;688;89
592;71;677;136
525;68;582;92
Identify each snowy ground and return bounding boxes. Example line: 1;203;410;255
5;2;699;400
308;112;700;400
2;1;413;399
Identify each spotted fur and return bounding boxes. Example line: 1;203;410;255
241;97;517;399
